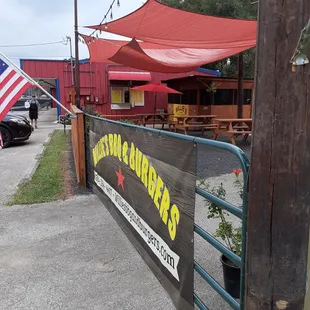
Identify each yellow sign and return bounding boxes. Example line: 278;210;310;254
173;104;189;121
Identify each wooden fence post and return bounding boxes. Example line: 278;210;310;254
305;233;310;308
71;105;86;188
245;0;310;309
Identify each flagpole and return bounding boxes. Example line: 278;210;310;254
0;52;74;116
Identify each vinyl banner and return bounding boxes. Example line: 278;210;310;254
86;116;197;309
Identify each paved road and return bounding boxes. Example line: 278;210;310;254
0;109;59;205
197;134;251;179
0;195;173;310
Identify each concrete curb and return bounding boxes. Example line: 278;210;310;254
18;130;55;185
43;133;53;146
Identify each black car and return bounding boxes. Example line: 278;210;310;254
0;112;32;148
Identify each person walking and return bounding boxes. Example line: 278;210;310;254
27;95;40;129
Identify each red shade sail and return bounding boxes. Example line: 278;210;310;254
84;1;256;72
108;38;248;73
87;0;257;49
82;35;248;73
131;83;182;94
81;34;164;64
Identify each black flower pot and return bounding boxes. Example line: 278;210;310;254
221;254;241;299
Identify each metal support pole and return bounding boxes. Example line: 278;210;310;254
237;53;244;119
66;36;74;86
74;0;81;109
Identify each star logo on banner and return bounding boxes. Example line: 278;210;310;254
116;167;125;191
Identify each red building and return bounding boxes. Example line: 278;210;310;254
20;59;218;117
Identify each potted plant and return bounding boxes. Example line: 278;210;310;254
206;81;221;106
200;168;243;298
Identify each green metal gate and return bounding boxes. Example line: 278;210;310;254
154;130;249;310
193;137;249;310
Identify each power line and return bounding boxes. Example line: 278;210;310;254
7;56;71;59
0;40;65;48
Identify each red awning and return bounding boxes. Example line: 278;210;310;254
86;0;257;49
108;71;151;81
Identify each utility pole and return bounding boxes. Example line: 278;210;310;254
237;52;244;118
74;0;80;108
66;36;74;86
245;0;310;309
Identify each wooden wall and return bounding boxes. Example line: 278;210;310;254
210;105;252;118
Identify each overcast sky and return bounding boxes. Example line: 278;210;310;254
0;0;146;66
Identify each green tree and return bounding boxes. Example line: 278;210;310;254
160;0;257;20
159;0;258;78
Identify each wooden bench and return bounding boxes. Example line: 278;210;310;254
173;115;218;136
140;120;169;129
227;131;251;144
136;113;171;129
213;119;252;145
175;123;218;135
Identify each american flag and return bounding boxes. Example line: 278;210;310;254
0;57;32;122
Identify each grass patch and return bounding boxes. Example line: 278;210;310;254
8;130;70;205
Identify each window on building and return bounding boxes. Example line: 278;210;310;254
244;89;252;105
200;89;212;106
168;93;181;104
214;89;234;105
111;87;125;104
233;89;252;105
111;86;145;108
181;90;197;105
130;89;144;106
124;90;130;103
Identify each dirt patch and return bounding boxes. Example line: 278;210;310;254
59;150;74;200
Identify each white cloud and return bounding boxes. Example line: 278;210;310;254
0;0;145;65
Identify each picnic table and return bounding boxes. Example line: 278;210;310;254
173;115;218;135
213;118;252;145
136;113;172;129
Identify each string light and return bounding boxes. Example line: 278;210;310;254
87;0;120;37
110;5;113;20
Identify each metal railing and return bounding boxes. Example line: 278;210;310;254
85;114;250;309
